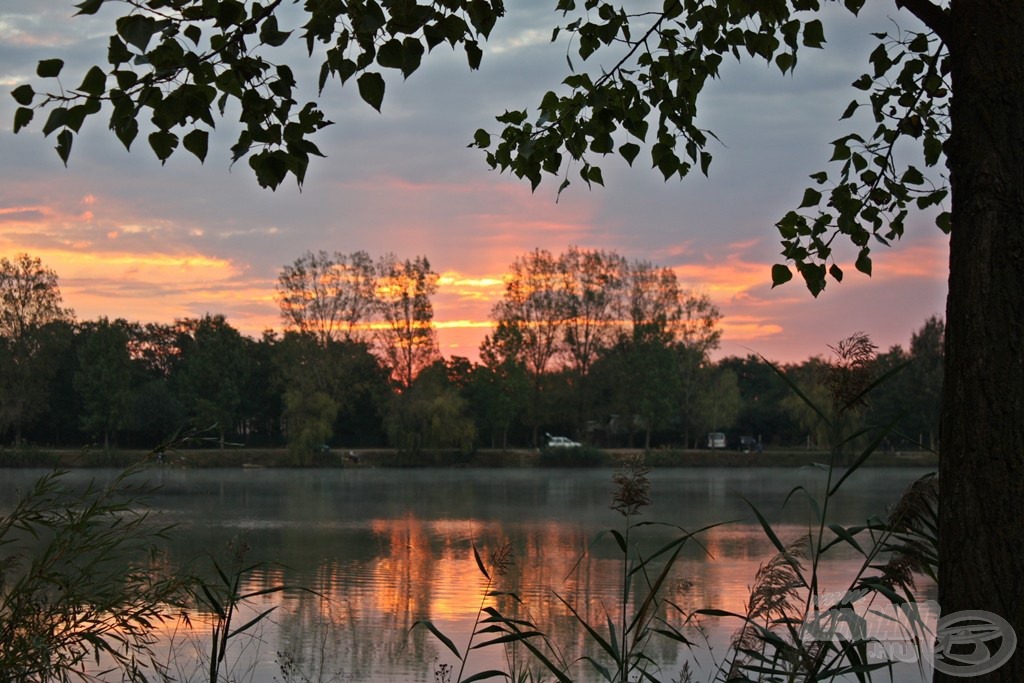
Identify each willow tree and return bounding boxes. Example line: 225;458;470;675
12;0;1023;678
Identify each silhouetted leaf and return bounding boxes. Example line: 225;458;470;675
771;264;793;287
37;59;64;78
183;129;209;162
13;107;33;133
11;84;35;106
55;130;73;166
148;130;178;163
357;72;385;111
78;66;106;97
411;620;462;660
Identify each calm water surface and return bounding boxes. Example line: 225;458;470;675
0;466;937;682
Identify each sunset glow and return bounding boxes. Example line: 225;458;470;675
3;1;949;363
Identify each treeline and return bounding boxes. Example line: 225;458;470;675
0;252;943;456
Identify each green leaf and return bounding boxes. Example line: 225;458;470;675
37;59;64;78
42;107;68;136
184;24;202;45
775;52;795;74
148;130;179;163
113;117;139;150
829;263;844;282
495;109;527;125
619;142;640;166
830;139;851;161
771;264;793;287
78;66;106;97
465;40;483;70
377;39;403;69
183;129;209;162
13;106;33;133
55;129;73;166
803;20;825;48
75;0;105;15
855;249;872;275
108;36;132;64
799;187;821;208
798;262;826;296
249;149;290;189
472;129;491;148
901;166;925;185
117;14;158;52
936;211;951;234
11;84;35;106
401;37;424;79
259;15;291;47
357;72;385;112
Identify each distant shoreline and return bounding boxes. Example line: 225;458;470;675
0;446;938;470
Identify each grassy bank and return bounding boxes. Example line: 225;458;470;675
0;445;938;469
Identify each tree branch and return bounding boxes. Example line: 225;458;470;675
894;0;950;43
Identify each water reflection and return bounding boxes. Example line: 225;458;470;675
0;467;936;682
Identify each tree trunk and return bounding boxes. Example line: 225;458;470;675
939;4;1024;681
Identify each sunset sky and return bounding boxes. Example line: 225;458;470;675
1;1;947;363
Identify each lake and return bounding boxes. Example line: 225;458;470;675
0;465;938;682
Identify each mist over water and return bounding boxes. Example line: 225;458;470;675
0;466;936;682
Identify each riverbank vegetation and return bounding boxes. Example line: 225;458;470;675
0;339;939;682
1;252;942;461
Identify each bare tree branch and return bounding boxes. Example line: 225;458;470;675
895;0;950;43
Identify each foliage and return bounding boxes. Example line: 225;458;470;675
414;540;569;683
13;1;1024;666
74;317;135;449
283;388;338;465
417;454;719;683
0;249;947;452
488;248;723;446
191;535;312;683
375;254;442;389
415;343;938;683
385;362;476;455
0;254;75;446
0;459;193;680
277;250;378;346
176;314;250;448
702;337;936;682
464;352;529;450
10;0;505;188
684;364;741;448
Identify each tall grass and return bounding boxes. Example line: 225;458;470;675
0;449;192;680
0;433;310;682
416;334;939;683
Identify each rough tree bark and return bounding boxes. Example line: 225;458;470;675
939;2;1024;681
